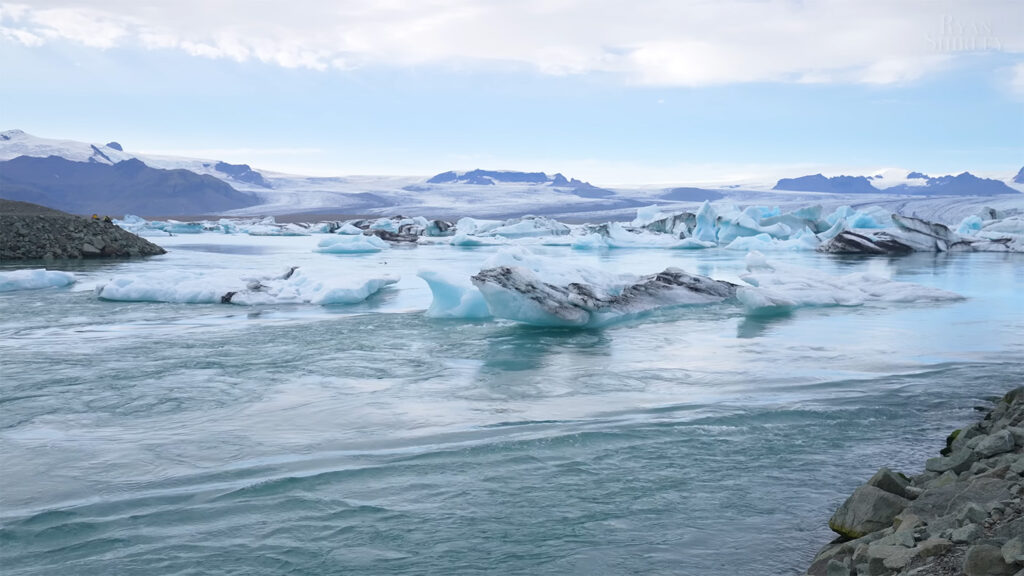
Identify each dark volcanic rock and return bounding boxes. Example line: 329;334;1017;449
0;199;166;260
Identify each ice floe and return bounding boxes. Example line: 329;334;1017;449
0;269;76;292
316;235;390;253
737;252;965;314
94;267;398;305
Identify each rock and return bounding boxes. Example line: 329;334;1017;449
1003;536;1024;565
829;485;909;539
904;485;925;499
867;543;917;570
927;470;960;489
909;478;1013;521
0;200;165;260
977;430;1018;458
825;558;851;576
893;511;922;533
918;537;953;559
926;449;978;474
959;503;989;526
964;544;1017;576
1007;426;1024;448
869;467;911;498
953;523;984;543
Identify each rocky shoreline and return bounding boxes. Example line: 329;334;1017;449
805;388;1024;576
0;199;165;260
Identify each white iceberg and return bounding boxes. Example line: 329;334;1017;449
0;269;76;292
737;252;964;314
94;267;398;306
417;270;491;319
317;234;390;253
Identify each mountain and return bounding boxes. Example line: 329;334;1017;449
1014;166;1024;184
774;171;1018;196
773;174;878;194
885;172;1016;196
0;155;259;216
421;169;614;197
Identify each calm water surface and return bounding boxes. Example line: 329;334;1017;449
2;236;1022;575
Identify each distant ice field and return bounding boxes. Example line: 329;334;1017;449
1;222;1023;575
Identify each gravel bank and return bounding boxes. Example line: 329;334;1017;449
0;199;166;260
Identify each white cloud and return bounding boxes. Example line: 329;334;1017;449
1010;62;1024;96
0;0;1021;85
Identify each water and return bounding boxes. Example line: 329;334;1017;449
2;236;1022;575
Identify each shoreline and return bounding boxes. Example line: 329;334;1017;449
804;388;1024;576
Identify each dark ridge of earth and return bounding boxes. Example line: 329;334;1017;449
0;199;166;261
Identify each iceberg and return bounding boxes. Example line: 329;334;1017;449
0;269;75;292
95;267;398;305
317;234;390;253
738;252;964;314
417;270;491;318
470;265;737;327
485;216;571;238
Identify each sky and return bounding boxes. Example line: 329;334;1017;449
0;0;1022;185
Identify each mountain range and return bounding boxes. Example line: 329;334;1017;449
0;130;1020;218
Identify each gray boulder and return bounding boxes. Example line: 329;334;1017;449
976;430;1017;458
926;449;978;474
829;485;908;539
964;544;1017;576
868;467;910;498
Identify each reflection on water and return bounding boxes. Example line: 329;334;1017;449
172;243;277;255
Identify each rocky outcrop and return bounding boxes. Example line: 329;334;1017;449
0;199;166;260
805;388;1024;576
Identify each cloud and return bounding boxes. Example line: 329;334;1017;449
1010;62;1024;96
1;0;1021;85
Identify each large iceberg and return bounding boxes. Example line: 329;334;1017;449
94;267;398;305
470;265;737;327
737;252;965;314
0;269;76;292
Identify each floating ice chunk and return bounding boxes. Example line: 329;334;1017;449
335;223;365;235
417;270;491;318
471;265;737;327
455;217;503;236
571;233;609;250
316;234;389;253
692;201;719;244
95;268;398;305
738;251;964;314
723;229;819;251
717;206;793;245
228;269;399;305
0;269;75;292
825;206;892;229
449;233;507;246
631;205;671;226
981;216;1024;235
956;215;983;236
96;273;225;303
486;216;570;237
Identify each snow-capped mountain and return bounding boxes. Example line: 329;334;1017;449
1;130;1021;220
773;170;1018;196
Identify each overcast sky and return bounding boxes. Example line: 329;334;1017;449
1;0;1022;183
